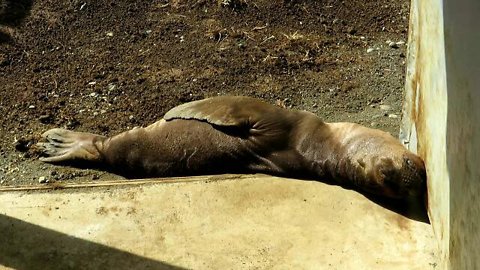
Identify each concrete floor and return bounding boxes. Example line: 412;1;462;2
0;174;437;270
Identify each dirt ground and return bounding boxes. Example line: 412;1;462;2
0;0;409;186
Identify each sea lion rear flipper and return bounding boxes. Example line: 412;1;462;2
164;96;281;128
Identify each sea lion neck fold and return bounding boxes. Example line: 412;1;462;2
290;115;365;186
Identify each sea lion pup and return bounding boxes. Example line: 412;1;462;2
37;96;426;198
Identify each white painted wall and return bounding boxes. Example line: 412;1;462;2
401;0;480;268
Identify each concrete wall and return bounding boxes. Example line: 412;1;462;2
401;0;480;268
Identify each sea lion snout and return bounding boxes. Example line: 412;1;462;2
371;152;426;198
399;153;427;196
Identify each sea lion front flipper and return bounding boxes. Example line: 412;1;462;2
164;96;281;128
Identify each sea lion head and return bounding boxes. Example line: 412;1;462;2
358;147;427;199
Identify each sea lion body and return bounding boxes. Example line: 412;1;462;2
38;96;426;198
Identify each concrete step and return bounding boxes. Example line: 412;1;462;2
0;174;437;269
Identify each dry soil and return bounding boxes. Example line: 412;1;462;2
0;0;409;185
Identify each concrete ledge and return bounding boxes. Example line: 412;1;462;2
0;174;437;269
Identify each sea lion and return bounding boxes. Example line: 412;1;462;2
37;96;426;198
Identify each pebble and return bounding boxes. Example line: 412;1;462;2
366;48;375;53
89;92;98;97
106;32;114;37
379;104;392;111
38;176;48;184
386;40;405;48
28;105;35;109
107;83;116;91
347;27;357;35
388;41;398;48
39;114;54;124
388;114;399;119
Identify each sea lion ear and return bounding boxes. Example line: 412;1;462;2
164;96;276;127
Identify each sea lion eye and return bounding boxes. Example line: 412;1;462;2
405;158;413;167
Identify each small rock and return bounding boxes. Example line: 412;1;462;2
366;48;375;53
106;32;114;37
347;26;357;35
107;83;116;91
396;41;405;46
15;138;34;152
370;122;377;127
388;114;399;119
0;53;10;67
66;118;81;129
28;105;35;109
89;92;98;97
388;41;399;49
39;114;54;124
379;104;392;111
38;176;47;184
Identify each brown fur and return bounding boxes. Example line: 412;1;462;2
37;96;426;198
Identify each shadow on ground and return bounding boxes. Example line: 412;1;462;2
0;0;33;43
0;214;185;270
27;158;432;224
363;192;430;223
281;176;430;223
